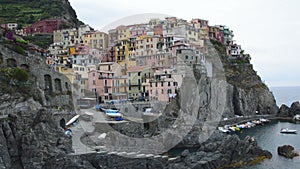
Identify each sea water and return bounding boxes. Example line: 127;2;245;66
238;86;300;169
270;86;300;106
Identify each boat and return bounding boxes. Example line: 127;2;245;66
252;120;263;125
280;128;297;134
236;124;247;129
105;109;123;118
218;127;230;133
65;115;80;126
259;118;270;123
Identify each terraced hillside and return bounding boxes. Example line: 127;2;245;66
0;0;83;28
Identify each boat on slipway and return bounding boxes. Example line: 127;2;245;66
280;128;297;134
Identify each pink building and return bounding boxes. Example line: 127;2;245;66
149;70;178;102
88;62;126;103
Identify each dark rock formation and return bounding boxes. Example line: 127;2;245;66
277;145;299;159
289;101;300;117
277;101;300;118
278;104;291;117
0;98;73;169
168;132;272;169
40;131;272;169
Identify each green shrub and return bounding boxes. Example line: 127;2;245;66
15;45;25;54
12;67;29;82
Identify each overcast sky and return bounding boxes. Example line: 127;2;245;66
69;0;300;87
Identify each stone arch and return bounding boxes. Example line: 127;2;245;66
20;64;30;71
0;52;3;65
65;82;69;91
54;78;62;92
6;58;17;67
44;74;53;93
60;118;66;129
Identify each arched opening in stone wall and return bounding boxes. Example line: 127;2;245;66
65;82;69;91
20;64;30;72
44;74;53;93
60;118;66;129
54;78;62;92
0;52;3;65
6;58;17;67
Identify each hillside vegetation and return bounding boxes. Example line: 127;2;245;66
0;0;83;28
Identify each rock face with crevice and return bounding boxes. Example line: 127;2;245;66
0;98;73;169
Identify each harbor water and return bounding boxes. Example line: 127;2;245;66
236;86;300;169
237;120;300;169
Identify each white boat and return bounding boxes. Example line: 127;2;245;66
259;118;270;123
65;115;80;126
106;112;123;117
280;128;297;134
105;109;122;117
218;127;230;133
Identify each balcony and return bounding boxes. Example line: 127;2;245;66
98;75;113;79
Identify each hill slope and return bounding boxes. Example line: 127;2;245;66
0;0;83;28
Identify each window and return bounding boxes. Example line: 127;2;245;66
93;80;95;85
155;82;158;87
150;90;152;94
105;96;108;100
150;82;152;87
161;82;164;87
185;55;189;60
161;89;164;94
168;82;171;86
93;73;95;77
173;82;178;86
138;72;141;76
168;89;172;94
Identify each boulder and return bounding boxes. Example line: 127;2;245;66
277;145;299;159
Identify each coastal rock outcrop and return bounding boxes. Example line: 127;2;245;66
277;101;300;118
277;145;299;159
289;101;300;117
168;132;272;169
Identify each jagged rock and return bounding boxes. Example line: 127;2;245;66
289;101;300;117
278;145;299;159
278;104;290;117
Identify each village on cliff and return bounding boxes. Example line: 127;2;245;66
1;16;250;104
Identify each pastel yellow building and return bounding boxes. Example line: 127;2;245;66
115;39;136;70
83;31;108;51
